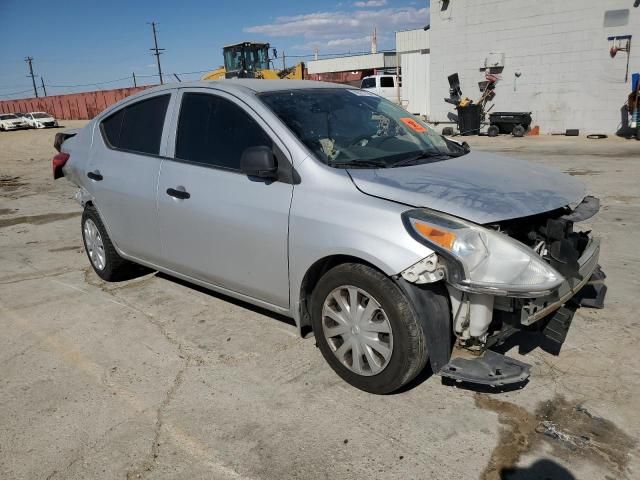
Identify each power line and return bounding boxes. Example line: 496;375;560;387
45;76;134;88
0;88;36;98
148;21;165;85
24;56;38;98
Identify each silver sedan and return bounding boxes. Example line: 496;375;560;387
53;79;604;393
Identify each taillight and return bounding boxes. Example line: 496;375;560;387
52;152;70;180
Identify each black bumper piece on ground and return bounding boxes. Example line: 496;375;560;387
438;350;531;387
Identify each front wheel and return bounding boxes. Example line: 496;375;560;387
311;263;430;394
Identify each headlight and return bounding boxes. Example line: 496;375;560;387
402;209;563;296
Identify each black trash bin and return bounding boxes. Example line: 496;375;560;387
456;104;482;136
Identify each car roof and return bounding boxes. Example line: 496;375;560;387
96;79;355;120
138;79;352;96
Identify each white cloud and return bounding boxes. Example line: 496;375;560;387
244;7;429;48
292;34;390;52
354;0;387;7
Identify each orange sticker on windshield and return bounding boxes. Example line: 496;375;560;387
400;117;427;133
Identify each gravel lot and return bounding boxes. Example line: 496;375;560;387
1;122;639;479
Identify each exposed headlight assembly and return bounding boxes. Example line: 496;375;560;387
402;209;564;296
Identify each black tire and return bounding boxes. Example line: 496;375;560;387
310;263;431;394
81;205;133;281
441;126;454;136
512;125;525;137
487;125;499;137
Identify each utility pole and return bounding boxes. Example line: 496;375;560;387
132;72;137;87
282;50;286;70
148;21;165;85
25;56;38;98
40;77;47;97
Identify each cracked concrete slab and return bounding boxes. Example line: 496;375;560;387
1;123;639;479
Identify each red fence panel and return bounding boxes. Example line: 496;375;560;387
0;86;153;120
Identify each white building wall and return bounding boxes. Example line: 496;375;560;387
307;53;397;74
397;28;430;53
401;51;431;115
396;29;431;116
430;0;640;133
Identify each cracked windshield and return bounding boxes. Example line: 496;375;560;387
260;88;467;168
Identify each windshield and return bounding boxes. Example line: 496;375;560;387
0;114;18;120
361;78;376;88
260;89;466;168
32;112;51;119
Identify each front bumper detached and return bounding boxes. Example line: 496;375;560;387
439;237;606;387
521;236;601;326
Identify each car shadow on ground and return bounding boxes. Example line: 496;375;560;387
155;271;297;329
500;459;576;480
117;267;574;394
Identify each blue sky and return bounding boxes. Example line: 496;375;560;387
0;0;428;98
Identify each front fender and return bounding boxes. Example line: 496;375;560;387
287;162;435;334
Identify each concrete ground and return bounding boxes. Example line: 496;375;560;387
1;122;639;480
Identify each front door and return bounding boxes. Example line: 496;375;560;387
157;89;293;308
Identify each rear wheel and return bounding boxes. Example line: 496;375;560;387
311;263;430;394
487;125;499;137
82;206;133;281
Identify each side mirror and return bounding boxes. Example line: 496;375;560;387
240;146;278;179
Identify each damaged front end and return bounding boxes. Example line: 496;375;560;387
399;196;606;387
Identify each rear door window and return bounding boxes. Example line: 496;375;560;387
101;94;170;155
174;92;272;170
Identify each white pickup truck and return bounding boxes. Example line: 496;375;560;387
360;74;399;104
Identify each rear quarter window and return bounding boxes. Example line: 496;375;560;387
100;94;170;155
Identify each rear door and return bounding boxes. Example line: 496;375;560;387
157;88;293;308
86;91;174;263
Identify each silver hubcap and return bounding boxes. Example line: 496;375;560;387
322;286;393;376
83;218;106;271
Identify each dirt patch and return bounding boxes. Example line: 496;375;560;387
607;195;639;203
0;208;18;215
476;394;636;480
0;175;28;191
48;245;82;252
564;169;603;176
0;212;80;228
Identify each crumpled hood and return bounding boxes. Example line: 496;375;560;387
348;151;586;224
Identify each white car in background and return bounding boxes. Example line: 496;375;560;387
0;113;29;131
24;111;58;128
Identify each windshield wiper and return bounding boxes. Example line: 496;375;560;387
391;151;454;167
328;159;389;169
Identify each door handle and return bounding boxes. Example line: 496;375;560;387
166;187;190;200
87;171;103;181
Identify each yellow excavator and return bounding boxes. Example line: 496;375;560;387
202;41;305;81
